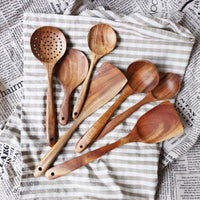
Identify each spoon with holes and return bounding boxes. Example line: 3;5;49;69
30;26;67;146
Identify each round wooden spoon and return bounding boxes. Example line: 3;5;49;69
72;24;117;119
75;60;159;153
45;101;184;180
97;72;181;140
30;26;67;147
56;49;88;125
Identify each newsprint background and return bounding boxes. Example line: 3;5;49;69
0;0;200;199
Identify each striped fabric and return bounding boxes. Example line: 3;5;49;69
18;11;194;199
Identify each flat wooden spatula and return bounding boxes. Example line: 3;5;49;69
45;101;184;180
33;62;127;177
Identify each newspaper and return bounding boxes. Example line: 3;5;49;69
0;0;200;199
0;143;21;199
157;139;200;200
0;0;73;129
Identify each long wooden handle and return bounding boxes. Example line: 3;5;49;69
45;136;129;180
34;118;81;177
35;62;127;177
75;85;132;153
58;88;71;125
72;54;100;119
97;93;156;140
46;72;57;147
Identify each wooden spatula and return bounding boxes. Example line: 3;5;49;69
55;49;88;125
33;62;127;177
45;101;184;180
75;60;159;153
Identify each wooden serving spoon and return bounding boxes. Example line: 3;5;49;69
97;72;181;140
30;26;67;147
45;101;184;180
56;49;88;125
33;62;127;177
75;60;159;153
72;24;117;119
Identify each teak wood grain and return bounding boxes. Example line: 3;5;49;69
97;72;181;140
33;62;127;177
75;60;159;153
45;101;184;180
56;49;88;125
72;24;117;119
30;26;67;147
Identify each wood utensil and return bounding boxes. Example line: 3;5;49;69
75;60;159;153
97;72;181;140
33;62;127;177
45;101;184;180
56;49;88;125
30;26;67;147
72;24;117;119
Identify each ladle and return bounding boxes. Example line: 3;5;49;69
72;24;117;119
75;60;159;153
56;49;88;125
97;72;181;140
30;26;67;147
33;62;127;177
45;101;184;180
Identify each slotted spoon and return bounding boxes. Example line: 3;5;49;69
30;26;67;146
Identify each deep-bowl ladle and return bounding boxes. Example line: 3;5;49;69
72;24;117;119
97;72;181;140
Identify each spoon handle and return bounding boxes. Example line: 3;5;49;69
34;117;82;177
45;64;57;147
75;85;132;153
58;88;71;125
72;54;101;119
45;136;130;180
97;93;156;140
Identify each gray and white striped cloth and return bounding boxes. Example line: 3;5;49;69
1;9;194;199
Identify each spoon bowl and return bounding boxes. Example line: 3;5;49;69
152;72;180;100
30;26;66;63
126;60;159;93
88;24;117;56
30;26;67;146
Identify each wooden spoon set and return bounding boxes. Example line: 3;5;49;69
30;25;184;179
